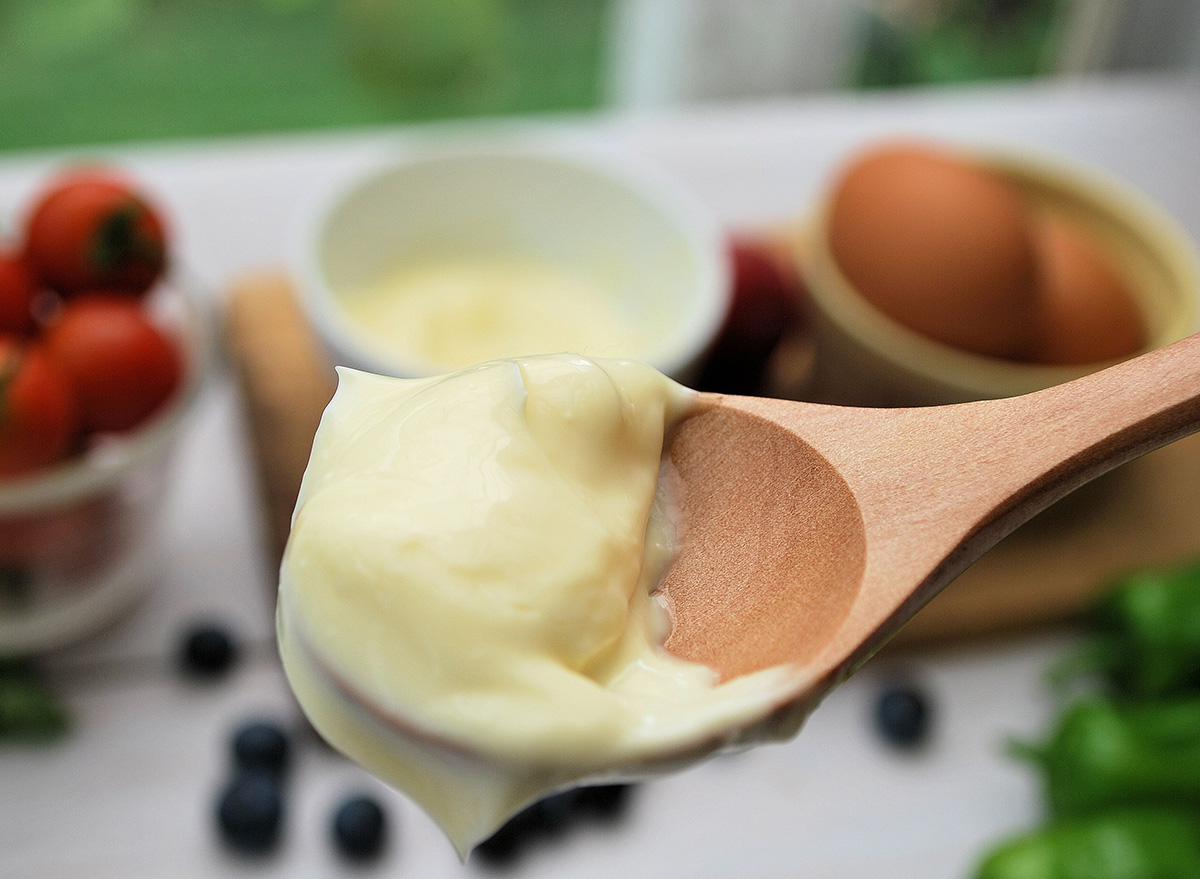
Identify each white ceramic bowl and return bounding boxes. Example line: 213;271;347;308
293;143;730;381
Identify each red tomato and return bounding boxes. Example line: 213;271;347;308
25;171;167;296
0;494;116;573
43;297;183;434
726;239;804;347
0;338;79;476
696;238;806;395
0;249;37;335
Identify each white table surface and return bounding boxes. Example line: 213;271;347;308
1;72;1197;879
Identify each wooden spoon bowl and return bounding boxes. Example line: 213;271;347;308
662;408;866;680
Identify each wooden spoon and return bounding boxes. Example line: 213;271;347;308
658;332;1200;704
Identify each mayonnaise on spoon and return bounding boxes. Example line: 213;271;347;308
277;355;800;855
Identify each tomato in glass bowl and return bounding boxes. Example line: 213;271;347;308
0;277;213;654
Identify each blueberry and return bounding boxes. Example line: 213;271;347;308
216;771;283;855
332;794;387;861
874;683;932;748
232;720;290;777
529;789;580;836
472;806;539;868
575;784;634;822
179;623;237;679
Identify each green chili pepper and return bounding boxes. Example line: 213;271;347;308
1053;560;1200;698
975;808;1200;879
1015;696;1200;816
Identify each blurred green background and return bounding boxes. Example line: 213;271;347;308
1;0;1187;153
0;0;609;151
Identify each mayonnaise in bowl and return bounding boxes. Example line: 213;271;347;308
339;256;659;370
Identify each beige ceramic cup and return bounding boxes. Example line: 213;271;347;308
802;149;1200;407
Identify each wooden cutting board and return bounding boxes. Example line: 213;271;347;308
223;272;1200;646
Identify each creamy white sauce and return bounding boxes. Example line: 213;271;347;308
339;259;657;371
277;355;798;855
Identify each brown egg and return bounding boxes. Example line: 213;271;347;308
1029;213;1145;365
827;143;1036;359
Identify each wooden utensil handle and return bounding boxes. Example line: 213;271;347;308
803;332;1200;682
786;330;1200;640
988;331;1200;515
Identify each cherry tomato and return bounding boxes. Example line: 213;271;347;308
0;338;79;476
0;494;116;573
0;249;37;335
25;171;167;296
42;296;182;434
696;238;806;395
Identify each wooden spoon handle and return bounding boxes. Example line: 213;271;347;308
865;331;1200;632
975;330;1200;524
844;332;1200;670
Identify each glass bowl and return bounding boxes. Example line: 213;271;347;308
0;278;215;655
